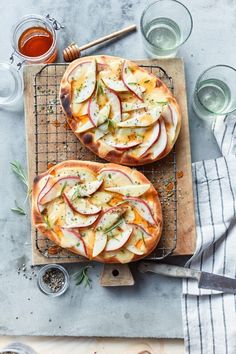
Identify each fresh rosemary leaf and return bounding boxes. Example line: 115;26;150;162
74;266;92;288
157;101;168;105
141;231;146;246
108;119;116;129
60;182;67;196
10;161;31;195
71;187;81;201
11;201;26;215
43;215;52;229
104;218;123;234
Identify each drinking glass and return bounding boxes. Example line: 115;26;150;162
0;63;23;107
0;342;37;354
140;0;193;58
192;65;236;121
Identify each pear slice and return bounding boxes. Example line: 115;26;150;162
71;60;96;103
105;184;150;197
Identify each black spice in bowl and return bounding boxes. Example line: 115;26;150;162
37;264;69;297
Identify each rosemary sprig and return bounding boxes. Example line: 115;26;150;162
104;218;123;234
74;266;92;288
43;215;52;229
60;182;67;196
71;187;81;201
96;82;104;96
10;161;31;196
157;101;168;105
107;119;116;130
11;201;26;215
141;232;146;246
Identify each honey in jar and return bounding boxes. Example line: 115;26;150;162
18;27;54;58
11;15;58;64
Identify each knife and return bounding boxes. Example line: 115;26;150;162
138;262;236;293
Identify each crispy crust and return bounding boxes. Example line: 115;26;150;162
32;160;162;263
60;55;181;166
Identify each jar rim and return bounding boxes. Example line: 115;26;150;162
11;14;57;62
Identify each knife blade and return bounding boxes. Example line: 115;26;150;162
138;262;236;293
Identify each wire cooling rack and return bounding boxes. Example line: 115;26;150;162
33;63;177;261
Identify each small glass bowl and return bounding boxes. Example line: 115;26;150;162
0;342;37;354
0;63;23;106
37;264;69;297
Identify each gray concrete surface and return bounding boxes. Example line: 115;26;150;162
0;0;234;338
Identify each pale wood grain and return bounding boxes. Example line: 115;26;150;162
23;58;195;268
0;336;184;354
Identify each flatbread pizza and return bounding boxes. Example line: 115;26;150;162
32;160;162;263
60;55;181;166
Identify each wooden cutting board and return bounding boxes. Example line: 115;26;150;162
23;58;196;270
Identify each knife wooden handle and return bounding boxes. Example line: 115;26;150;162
138;262;201;280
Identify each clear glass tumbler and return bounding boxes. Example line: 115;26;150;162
0;342;37;354
0;63;23;107
140;0;193;58
192;65;236;121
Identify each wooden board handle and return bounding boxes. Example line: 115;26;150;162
100;264;135;287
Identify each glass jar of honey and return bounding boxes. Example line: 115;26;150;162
11;14;58;65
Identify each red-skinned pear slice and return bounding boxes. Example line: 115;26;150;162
88;95;99;126
150;119;168;159
96;103;110;125
47;199;66;227
92;231;107;257
105;225;133;251
116;248;134;263
39;176;81;205
98;168;133;187
72;100;89;117
37;176;50;212
65;180;103;199
125;224;151;255
121;101;147;112
70;60;96;103
130;122;160;158
102;77;129;92
128;223;152;238
105;184;150;197
60;228;87;256
75;119;94;133
63;197;99;228
63;193;101;215
121;112;130;121
123;197;156;225
95;206;128;232
104;88;121;123
162;104;172;125
117;107;161;128
122;61;143;100
124;206;135;223
94;121;109;141
102;133;142;150
162;103;178;129
89;191;113;206
88;95;110;127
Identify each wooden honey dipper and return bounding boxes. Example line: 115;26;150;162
63;24;137;62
